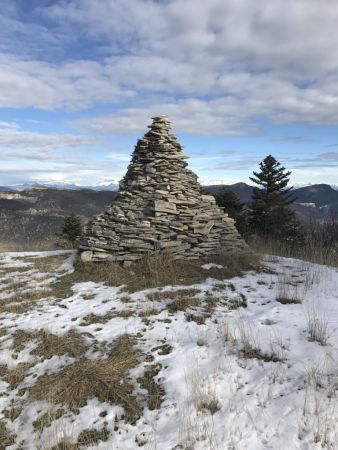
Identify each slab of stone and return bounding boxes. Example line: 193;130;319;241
79;115;249;262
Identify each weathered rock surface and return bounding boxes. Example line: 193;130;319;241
79;116;249;262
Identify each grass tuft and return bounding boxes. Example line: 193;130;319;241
0;420;16;448
29;334;142;424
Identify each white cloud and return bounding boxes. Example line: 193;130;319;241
0;125;99;151
0;54;135;110
0;0;337;131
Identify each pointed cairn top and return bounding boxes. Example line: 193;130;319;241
147;115;172;135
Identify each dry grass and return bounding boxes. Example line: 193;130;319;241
146;288;201;302
306;306;329;345
0;288;53;314
276;274;301;304
222;320;285;362
185;313;207;325
137;364;165;411
0;363;31;389
81;309;134;326
0;420;16;449
3;401;23;422
29;334;142;424
49;426;110;450
138;307;161;318
188;368;221;416
34;330;87;359
167;297;199;314
56;250;258;294
250;236;338;267
11;329;87;359
26;255;66;272
33;409;64;432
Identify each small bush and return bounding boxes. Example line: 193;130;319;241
57;214;83;248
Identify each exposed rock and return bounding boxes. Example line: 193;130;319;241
79;116;249;262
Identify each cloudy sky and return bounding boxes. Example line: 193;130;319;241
1;0;338;187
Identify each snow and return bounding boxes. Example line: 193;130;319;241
201;263;223;270
0;251;337;449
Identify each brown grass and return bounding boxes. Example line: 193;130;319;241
33;409;64;431
34;330;87;359
55;250;258;294
223;321;285;363
81;309;134;326
0;288;53;314
167;297;199;314
185;313;207;325
49;426;109;450
250;236;338;267
0;420;16;449
3;402;23;422
26;255;67;272
146;288;201;302
137;364;165;411
29;335;142;424
0;363;30;389
11;329;87;359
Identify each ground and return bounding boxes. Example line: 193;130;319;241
0;250;337;450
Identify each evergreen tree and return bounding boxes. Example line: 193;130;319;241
57;214;83;247
249;155;305;244
215;189;243;219
215;188;248;235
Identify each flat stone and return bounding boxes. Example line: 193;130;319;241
79;116;249;263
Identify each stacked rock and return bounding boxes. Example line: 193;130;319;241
79;116;249;263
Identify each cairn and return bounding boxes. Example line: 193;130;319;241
79;116;249;263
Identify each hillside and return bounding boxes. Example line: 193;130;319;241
0;188;116;250
203;183;338;222
0;250;337;449
0;183;337;251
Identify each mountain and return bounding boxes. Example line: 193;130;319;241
203;183;338;221
0;188;117;250
0;182;119;192
292;184;338;206
203;182;253;203
0;183;337;251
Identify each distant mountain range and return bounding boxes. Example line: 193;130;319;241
0;181;119;192
0;181;337;193
202;183;338;222
0;182;337;250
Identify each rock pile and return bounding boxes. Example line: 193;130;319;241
79;116;249;263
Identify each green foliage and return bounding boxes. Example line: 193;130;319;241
215;189;242;219
57;214;83;248
215;188;249;236
249;155;306;245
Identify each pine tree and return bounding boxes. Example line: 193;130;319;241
215;189;243;220
57;214;83;247
215;188;248;235
249;155;305;244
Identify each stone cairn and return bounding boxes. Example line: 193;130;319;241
79;116;249;264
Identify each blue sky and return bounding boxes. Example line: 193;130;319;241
1;0;338;187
